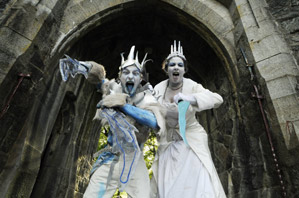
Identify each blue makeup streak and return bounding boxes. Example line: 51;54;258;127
120;104;159;129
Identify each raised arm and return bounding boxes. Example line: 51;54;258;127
173;82;223;112
59;55;106;84
120;104;159;130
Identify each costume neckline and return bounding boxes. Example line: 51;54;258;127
163;79;184;102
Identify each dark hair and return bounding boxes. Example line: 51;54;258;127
162;56;188;73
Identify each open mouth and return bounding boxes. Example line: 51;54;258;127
126;81;134;93
173;71;180;77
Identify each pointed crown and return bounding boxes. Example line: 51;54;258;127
166;40;186;61
119;46;148;72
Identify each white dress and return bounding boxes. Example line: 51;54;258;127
151;78;226;198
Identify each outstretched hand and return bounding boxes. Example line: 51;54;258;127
173;92;197;105
59;55;80;81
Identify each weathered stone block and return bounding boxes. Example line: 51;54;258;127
266;75;297;99
252;4;271;23
38;0;58;10
273;95;299;121
223;134;232;147
234;0;247;7
293;120;299;142
192;1;213;22
240;11;259;29
233;18;245;43
164;0;186;9
206;9;223;30
271;94;299;148
245;19;278;42
213;142;231;169
0;50;17;84
231;168;242;193
249;0;268;10
219;171;228;194
217;18;234;37
279;120;299;150
0;27;31;61
237;1;252;17
4;3;50;41
256;53;299;81
77;0;105;17
59;4;88;34
261;187;282;198
250;34;291;63
21;144;42;173
6;171;37;198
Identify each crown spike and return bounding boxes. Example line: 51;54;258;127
121;53;125;65
166;40;186;61
135;51;139;64
141;53;148;66
178;41;181;54
119;45;149;73
128;46;135;61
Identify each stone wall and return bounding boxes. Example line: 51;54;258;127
266;0;299;64
0;0;100;197
229;0;299;196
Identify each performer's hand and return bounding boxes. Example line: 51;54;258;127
173;93;197;105
59;55;79;81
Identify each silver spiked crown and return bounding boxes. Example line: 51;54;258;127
119;46;148;72
166;40;186;61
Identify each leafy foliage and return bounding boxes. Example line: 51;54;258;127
143;131;158;179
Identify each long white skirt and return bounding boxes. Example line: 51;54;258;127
158;141;216;198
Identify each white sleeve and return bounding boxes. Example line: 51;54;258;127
191;83;223;112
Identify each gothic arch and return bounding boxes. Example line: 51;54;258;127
53;0;237;84
51;0;241;113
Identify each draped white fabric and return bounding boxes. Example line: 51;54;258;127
151;78;226;198
158;141;216;198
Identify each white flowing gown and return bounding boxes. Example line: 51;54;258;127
151;78;226;198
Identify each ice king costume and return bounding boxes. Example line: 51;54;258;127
151;41;226;198
59;46;165;198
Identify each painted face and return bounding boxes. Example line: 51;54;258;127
120;65;142;96
167;56;185;86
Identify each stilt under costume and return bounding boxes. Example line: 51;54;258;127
59;46;165;198
151;41;226;198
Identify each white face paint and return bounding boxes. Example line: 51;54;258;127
167;56;185;87
120;65;142;96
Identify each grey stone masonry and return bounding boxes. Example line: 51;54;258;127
234;0;299;149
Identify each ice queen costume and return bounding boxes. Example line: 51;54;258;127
150;42;226;198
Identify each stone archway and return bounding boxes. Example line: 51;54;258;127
1;0;299;197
